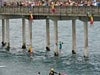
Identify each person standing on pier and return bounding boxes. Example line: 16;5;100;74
51;2;56;14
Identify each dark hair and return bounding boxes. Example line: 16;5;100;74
58;73;61;75
38;72;40;74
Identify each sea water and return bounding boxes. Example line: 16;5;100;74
0;19;100;75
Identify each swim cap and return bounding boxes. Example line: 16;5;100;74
51;68;54;71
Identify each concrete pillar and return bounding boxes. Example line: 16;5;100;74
46;17;50;51
22;18;26;49
84;22;89;57
6;19;10;50
72;19;77;54
1;19;6;46
54;19;59;56
28;20;33;55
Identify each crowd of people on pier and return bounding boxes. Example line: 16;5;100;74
2;0;100;7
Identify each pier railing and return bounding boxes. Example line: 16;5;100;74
0;6;100;16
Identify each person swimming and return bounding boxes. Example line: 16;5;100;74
59;41;63;50
59;41;63;54
37;72;40;75
49;68;58;75
28;47;33;58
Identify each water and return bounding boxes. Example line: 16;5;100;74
0;19;100;75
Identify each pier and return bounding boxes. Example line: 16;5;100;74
0;6;100;57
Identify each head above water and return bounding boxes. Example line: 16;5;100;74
38;72;40;74
51;68;54;71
